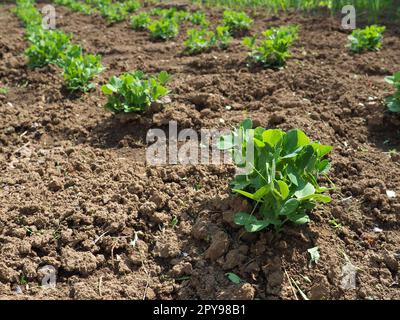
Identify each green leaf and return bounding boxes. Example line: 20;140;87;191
317;159;331;174
233;189;257;200
289;213;310;224
262;129;284;148
284;129;310;154
225;273;242;284
312;144;333;158
254;138;265;148
296;145;315;169
281;146;303;159
234;212;253;225
294;183;315;199
276;180;289;199
233;212;270;232
157;71;170;84
241;118;253;130
253;185;269;200
101;84;116;95
299;194;331;203
386;96;400;113
279;198;299;215
245;220;270;232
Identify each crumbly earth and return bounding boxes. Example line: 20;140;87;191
0;1;399;300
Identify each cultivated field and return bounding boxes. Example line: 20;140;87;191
0;0;399;300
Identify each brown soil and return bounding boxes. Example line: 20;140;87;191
1;2;400;300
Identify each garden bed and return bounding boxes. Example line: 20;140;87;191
0;1;399;300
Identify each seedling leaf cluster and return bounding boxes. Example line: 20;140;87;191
184;26;232;54
101;71;170;113
385;71;400;112
16;0;104;92
130;12;151;30
221;10;253;34
218;119;333;232
148;18;179;40
347;25;386;53
243;25;298;68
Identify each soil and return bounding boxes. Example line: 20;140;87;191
0;1;400;300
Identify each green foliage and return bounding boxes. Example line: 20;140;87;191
54;0;94;15
123;0;141;13
149;7;164;16
218;119;332;232
14;0;42;27
216;25;232;49
149;7;189;23
190;11;209;27
0;86;9;95
148;18;179;40
99;3;126;23
25;28;72;68
385;71;400;112
221;10;253;34
225;273;242;284
101;70;170;113
191;0;399;21
83;0;111;7
59;45;104;92
150;8;190;22
16;0;103;92
347;25;386;53
184;28;216;54
173;10;191;23
243;25;298;68
184;26;233;54
91;0;140;23
130;12;151;30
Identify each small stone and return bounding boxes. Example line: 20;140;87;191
48;179;63;192
205;230;230;261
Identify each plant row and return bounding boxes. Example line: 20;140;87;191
53;0;141;23
16;1;400;112
57;2;396;74
14;0;104;92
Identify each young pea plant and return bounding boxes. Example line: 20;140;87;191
184;28;216;55
347;25;386;53
54;0;94;15
190;11;209;27
101;70;170;113
25;28;72;68
14;0;42;27
149;7;188;23
0;86;9;95
385;71;400;112
130;12;151;30
59;45;104;92
216;26;232;49
221;10;253;35
218;119;333;232
243;25;298;68
148;18;179;40
173;10;190;24
123;0;141;13
98;1;132;24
